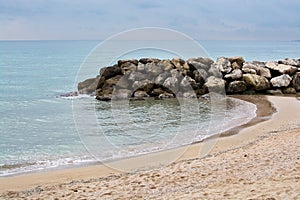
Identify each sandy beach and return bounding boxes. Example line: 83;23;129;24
1;95;299;199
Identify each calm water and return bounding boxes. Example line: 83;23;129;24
0;40;299;176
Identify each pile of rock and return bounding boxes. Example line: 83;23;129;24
78;57;300;101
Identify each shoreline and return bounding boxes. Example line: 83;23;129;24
1;95;300;198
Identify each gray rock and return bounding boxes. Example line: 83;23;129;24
243;74;270;91
145;62;163;76
128;71;147;81
279;58;300;67
224;69;243;80
133;90;149;98
163;77;179;93
158;59;174;71
158;92;175;99
208;66;222;78
242;62;271;78
180;76;196;89
187;57;214;70
212;57;232;74
182;91;197;98
292;72;300;91
132;79;152;91
265;62;298;75
226;81;247;94
137;62;145;72
270;74;292;87
155;72;170;85
204;76;226;93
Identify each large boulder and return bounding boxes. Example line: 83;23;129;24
187;57;214;71
163;76;179;93
226;81;247;94
139;58;160;64
99;65;122;79
270;74;292;87
278;58;300;67
292;72;300;91
118;60;137;75
158;59;174;71
212;57;232;74
145;62;163;76
242;62;271;78
112;89;132;99
224;69;243;80
243;74;270;91
229;56;245;68
265;62;297;75
78;76;100;94
155;72;170;85
204;76;226;93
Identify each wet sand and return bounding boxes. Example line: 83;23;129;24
1;95;299;199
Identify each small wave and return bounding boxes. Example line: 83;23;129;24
60;94;93;100
0;156;95;177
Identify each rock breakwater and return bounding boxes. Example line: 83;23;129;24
78;57;300;101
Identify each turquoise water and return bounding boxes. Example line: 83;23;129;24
0;40;299;176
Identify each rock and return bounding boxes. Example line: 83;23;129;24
212;57;232;74
224;69;243;80
112;89;132;99
133;90;149;98
118;61;137;75
158;59;174;71
208;65;222;78
226;81;247;94
266;89;283;95
95;87;113;101
155;72;170;85
115;75;131;89
151;88;168;97
163;77;179;93
242;62;271;78
132;79;154;93
118;59;138;66
171;58;186;69
193;69;207;83
59;91;78;97
229;56;245;68
243;74;270;91
270;74;292;87
282;87;296;94
99;65;122;79
145;62;163;76
105;75;122;87
187;57;213;70
279;58;300;67
180;76;197;90
139;58;160;64
158;92;175;99
242;68;256;74
78;76;100;94
137;62;145;72
292;72;300;91
265;62;297;75
182;91;197;98
128;71;147;81
204;76;226;93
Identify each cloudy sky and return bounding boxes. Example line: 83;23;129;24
0;0;299;40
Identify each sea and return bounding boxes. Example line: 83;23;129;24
1;40;299;176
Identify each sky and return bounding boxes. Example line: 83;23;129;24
0;0;299;40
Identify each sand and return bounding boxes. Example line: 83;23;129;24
1;95;300;199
